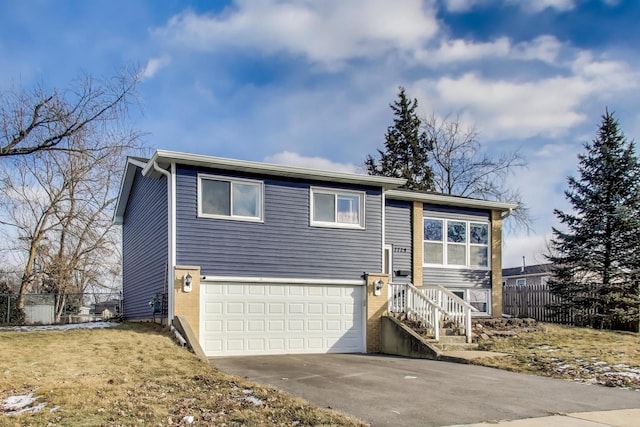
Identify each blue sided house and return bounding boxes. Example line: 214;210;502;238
114;150;516;357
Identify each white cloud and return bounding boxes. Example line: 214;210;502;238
263;151;359;173
416;37;511;64
445;0;576;13
409;51;637;139
414;35;562;66
513;35;563;64
154;0;439;67
141;55;171;80
443;0;483;12
515;0;575;13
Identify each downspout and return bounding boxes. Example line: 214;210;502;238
149;161;174;325
502;207;513;220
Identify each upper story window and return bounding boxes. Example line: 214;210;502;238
198;174;263;222
423;217;490;269
310;187;365;229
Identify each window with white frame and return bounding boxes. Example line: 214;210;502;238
516;278;526;286
541;276;550;285
451;289;491;316
423;217;489;268
310;187;365;228
198;174;263;221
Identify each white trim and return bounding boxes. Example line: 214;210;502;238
381;190;386;270
147;149;406;189
201;276;365;286
169;162;176;322
387;189;517;211
384;244;393;280
309;187;366;229
148;161;175;322
197;173;264;222
113;158;149;224
423;217;491;270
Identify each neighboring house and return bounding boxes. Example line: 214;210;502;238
114;150;516;357
502;263;552;286
91;299;122;320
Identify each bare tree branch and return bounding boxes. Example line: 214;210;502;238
423;113;532;232
0;69;140;157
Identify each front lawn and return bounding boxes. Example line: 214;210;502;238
473;322;640;389
0;323;365;426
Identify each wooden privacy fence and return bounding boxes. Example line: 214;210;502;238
502;283;596;324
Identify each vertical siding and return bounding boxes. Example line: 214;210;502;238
422;204;491;289
385;200;412;283
122;170;168;319
175;166;382;280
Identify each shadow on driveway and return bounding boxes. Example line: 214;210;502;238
211;353;640;427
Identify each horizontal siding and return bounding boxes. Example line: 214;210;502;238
423;268;490;288
175;166;382;280
122;170;168;320
423;203;490;220
385;200;412;283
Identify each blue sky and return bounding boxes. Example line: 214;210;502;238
1;0;639;268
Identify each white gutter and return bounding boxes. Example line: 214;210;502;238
147;161;175;324
502;207;514;220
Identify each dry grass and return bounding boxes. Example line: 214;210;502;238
474;323;640;389
0;323;366;426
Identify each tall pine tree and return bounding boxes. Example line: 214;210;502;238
365;87;434;191
548;110;640;331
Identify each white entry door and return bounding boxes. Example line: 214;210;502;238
200;280;365;357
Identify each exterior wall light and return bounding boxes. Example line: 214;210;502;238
183;272;193;293
373;279;384;296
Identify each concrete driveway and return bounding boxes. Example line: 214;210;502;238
211;354;640;427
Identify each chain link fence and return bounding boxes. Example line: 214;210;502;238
0;292;122;326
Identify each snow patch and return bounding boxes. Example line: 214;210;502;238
0;322;118;332
2;393;46;416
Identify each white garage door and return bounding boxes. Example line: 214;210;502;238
200;281;365;357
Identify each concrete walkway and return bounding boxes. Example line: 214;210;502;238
446;408;640;427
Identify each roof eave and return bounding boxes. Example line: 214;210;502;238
113;158;147;225
150;149;406;189
386;189;518;211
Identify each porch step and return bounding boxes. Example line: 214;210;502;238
438;334;467;344
432;342;479;352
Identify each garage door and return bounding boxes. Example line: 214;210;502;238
200;281;365;357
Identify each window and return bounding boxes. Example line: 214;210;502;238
310;188;365;228
423;218;489;268
450;289;491;316
198;174;263;221
468;289;490;315
541;276;549;285
516;278;526;286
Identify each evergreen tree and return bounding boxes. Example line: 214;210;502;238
547;110;640;331
365;87;434;191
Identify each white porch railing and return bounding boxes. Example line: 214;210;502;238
422;285;477;343
389;282;441;341
389;283;478;343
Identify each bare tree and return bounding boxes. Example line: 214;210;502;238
0;70;138;157
423;114;531;231
0;72;142;316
